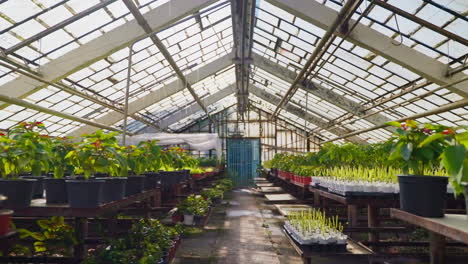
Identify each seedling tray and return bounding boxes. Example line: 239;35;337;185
283;227;347;253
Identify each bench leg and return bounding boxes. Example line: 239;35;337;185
430;231;445;264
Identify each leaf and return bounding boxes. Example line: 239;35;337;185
386;121;402;128
418;133;446;147
441;145;466;181
401;143;413;161
406;119;418;128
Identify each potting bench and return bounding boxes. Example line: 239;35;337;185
308;186;399;245
390;208;468;264
8;189;161;263
283;228;372;264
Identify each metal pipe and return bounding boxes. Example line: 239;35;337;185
321;98;468;144
0;94;128;134
374;0;468;47
272;0;361;118
123;43;135;145
5;0;118;54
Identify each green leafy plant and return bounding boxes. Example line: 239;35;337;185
50;136;74;179
8;122;52;176
420;127;468;195
177;194;210;216
0;132;16;178
136;140;163;172
387;120;447;175
19;216;77;256
82;219;179;264
201;187;224;200
65;130;127;179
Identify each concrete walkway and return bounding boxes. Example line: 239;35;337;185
173;189;303;264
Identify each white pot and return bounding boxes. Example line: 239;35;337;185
183;214;194;225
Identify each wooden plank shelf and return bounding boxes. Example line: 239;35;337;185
10;189;159;217
390;209;468;244
390;208;468;264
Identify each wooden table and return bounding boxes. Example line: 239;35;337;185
390;208;468;264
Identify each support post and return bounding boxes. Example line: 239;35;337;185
347;205;359;227
429;232;446;264
74;217;88;261
368;205;379;249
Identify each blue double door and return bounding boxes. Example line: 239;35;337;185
227;138;261;187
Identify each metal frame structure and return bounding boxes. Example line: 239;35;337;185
0;0;466;148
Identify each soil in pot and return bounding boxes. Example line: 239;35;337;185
0;209;13;236
96;177;127;203
398;175;448;217
0;178;36;208
20;175;45;198
125;176;145;196
66;179;104;208
44;178;67;204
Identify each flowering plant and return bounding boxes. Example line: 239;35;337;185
50;136;74;179
65;130;126;179
387;120;447;175
8;122;52;176
419;126;468;195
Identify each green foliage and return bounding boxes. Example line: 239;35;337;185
83;219;180;264
387;120;447;175
18;216;77;256
420;126;468;195
135;140;163;172
6;122;52;176
65;130;127;179
201;187;224;200
50;137;74;179
177;194;210;216
215;178;233;192
162;147;198;170
197;157;218;167
287;209;343;236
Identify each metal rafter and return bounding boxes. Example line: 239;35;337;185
158;85;235;130
271;0;362;118
251;54;394;128
373;0;468;47
4;0;119;55
231;0;255;115
0;0;217;107
0;61;159;131
249;84;367;144
0;93;130;134
67;54;232;137
122;0;212;121
266;0;468;97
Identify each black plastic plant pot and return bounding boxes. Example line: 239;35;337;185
398;175;448;217
97;177;127;203
20;175;45;198
66;179;104;208
0;178;36;208
143;172;161;190
463;183;468;221
125;176;145;196
44;178;67;204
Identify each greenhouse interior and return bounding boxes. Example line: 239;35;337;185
0;0;467;263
